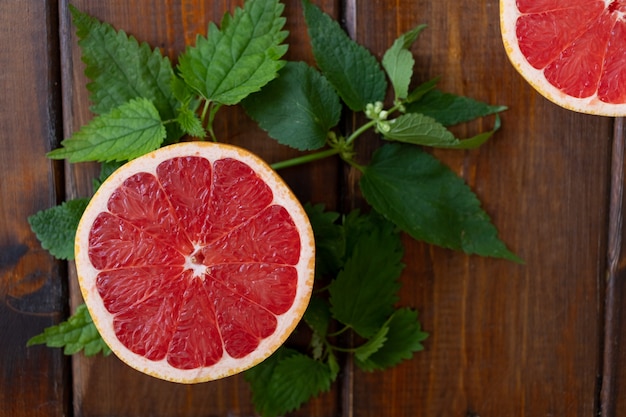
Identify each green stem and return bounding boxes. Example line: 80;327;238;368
327;325;350;338
207;102;222;142
200;100;210;124
345;119;377;145
271;147;341;170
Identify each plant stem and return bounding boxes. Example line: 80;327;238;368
345;119;377;145
271;147;341;170
207;102;222;142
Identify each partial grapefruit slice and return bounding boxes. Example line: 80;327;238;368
500;0;626;116
74;142;315;383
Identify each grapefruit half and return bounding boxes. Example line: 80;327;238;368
74;142;315;383
500;0;626;116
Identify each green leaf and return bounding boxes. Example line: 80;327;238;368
360;143;521;261
27;304;112;357
304;203;345;276
176;106;206;138
406;77;439;103
28;199;89;260
246;348;333;417
356;308;428;371
47;98;166;163
92;160;124;190
70;5;182;142
382;112;496;149
304;295;332;338
383;112;456;147
243;61;341;150
328;213;404;338
406;88;507;126
354;321;389;363
382;24;427;100
177;0;288;105
302;0;387;111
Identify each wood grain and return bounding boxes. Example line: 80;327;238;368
3;0;624;416
0;1;70;416
348;1;612;416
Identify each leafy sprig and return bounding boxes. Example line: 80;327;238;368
27;0;520;416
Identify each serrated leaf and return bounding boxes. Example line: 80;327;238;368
28;198;89;260
302;0;386;111
354;321;389;363
246;348;333;417
304;203;345;275
356;308;428;371
177;0;288;105
70;5;182;142
406;88;507;126
27;304;111;357
243;61;341;150
176;106;206;138
328;213;404;338
47;98;166;162
383;112;456;147
382;112;496;149
360;143;521;261
327;351;340;381
382;24;427;100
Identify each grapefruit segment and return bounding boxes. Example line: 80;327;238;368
167;277;223;369
501;0;626;115
75;142;315;383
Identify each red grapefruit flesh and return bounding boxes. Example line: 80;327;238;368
75;142;315;383
501;0;626;115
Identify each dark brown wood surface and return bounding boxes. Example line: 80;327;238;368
1;0;622;416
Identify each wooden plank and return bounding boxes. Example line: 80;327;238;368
346;1;610;416
0;1;70;416
602;118;626;417
59;0;340;415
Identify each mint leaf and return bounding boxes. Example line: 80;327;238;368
48;98;166;162
70;5;182;142
243;61;341;150
302;0;386;111
304;203;345;276
28;198;89;260
382;112;495;149
382;24;427;100
360;143;520;261
27;304;112;356
356;308;428;371
328;213;404;338
246;348;333;417
177;0;288;105
406;88;507;126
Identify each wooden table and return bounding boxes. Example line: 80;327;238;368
2;1;624;416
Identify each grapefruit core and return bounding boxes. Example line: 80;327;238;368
500;0;626;116
74;142;315;383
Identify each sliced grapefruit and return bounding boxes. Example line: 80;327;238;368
500;0;626;116
74;142;315;383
